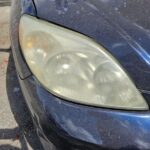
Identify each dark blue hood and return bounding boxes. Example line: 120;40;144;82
33;0;150;92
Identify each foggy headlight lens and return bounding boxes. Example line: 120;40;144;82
19;15;148;110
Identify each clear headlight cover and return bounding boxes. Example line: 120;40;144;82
19;15;148;110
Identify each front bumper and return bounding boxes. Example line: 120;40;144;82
18;75;150;150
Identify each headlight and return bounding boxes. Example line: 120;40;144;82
19;15;148;110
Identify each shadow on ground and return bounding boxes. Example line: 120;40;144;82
0;145;20;150
0;50;43;150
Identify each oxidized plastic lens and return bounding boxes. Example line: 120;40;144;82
19;15;148;110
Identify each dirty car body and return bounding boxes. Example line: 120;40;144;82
10;0;150;150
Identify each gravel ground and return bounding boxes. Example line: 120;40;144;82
0;4;44;150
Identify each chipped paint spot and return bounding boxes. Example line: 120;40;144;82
13;87;20;93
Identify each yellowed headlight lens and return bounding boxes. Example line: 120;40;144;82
19;15;148;110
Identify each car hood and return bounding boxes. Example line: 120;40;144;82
34;0;150;92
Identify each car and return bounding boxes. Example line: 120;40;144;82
10;0;150;149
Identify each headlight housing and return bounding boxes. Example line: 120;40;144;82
19;15;148;110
